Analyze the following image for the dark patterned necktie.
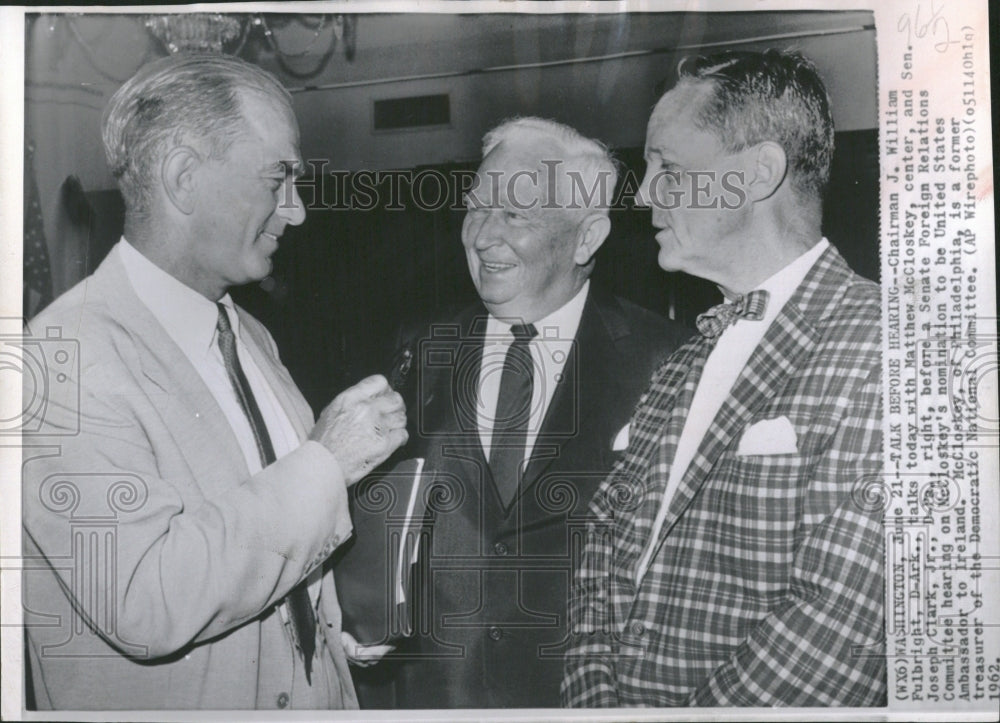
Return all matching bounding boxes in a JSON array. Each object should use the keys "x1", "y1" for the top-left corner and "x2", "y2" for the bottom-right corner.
[
  {"x1": 489, "y1": 323, "x2": 538, "y2": 508},
  {"x1": 695, "y1": 289, "x2": 770, "y2": 339},
  {"x1": 216, "y1": 304, "x2": 316, "y2": 684}
]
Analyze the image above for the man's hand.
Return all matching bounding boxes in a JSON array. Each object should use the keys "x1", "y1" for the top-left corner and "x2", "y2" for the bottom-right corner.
[
  {"x1": 341, "y1": 630, "x2": 395, "y2": 667},
  {"x1": 309, "y1": 375, "x2": 408, "y2": 485}
]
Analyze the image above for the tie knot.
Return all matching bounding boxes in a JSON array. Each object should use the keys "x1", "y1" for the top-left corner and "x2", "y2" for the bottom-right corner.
[
  {"x1": 216, "y1": 303, "x2": 234, "y2": 335},
  {"x1": 215, "y1": 304, "x2": 239, "y2": 366},
  {"x1": 695, "y1": 289, "x2": 770, "y2": 339},
  {"x1": 509, "y1": 323, "x2": 537, "y2": 343}
]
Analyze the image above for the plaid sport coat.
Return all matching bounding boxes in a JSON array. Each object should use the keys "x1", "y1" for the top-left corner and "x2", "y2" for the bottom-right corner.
[{"x1": 562, "y1": 245, "x2": 885, "y2": 707}]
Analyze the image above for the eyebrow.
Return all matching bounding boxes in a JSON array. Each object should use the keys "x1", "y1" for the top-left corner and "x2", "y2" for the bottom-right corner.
[
  {"x1": 264, "y1": 160, "x2": 305, "y2": 179},
  {"x1": 646, "y1": 139, "x2": 683, "y2": 161}
]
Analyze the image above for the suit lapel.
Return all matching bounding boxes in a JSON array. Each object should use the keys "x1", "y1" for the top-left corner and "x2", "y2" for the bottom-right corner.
[
  {"x1": 418, "y1": 307, "x2": 490, "y2": 473},
  {"x1": 644, "y1": 246, "x2": 854, "y2": 557},
  {"x1": 426, "y1": 292, "x2": 629, "y2": 514},
  {"x1": 239, "y1": 315, "x2": 312, "y2": 440},
  {"x1": 517, "y1": 307, "x2": 589, "y2": 496},
  {"x1": 625, "y1": 336, "x2": 712, "y2": 552},
  {"x1": 512, "y1": 290, "x2": 623, "y2": 509},
  {"x1": 610, "y1": 336, "x2": 710, "y2": 572},
  {"x1": 656, "y1": 305, "x2": 819, "y2": 543},
  {"x1": 93, "y1": 248, "x2": 251, "y2": 488}
]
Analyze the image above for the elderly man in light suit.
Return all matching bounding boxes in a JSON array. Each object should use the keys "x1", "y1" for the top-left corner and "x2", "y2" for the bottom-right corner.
[
  {"x1": 22, "y1": 53, "x2": 407, "y2": 710},
  {"x1": 563, "y1": 50, "x2": 884, "y2": 707}
]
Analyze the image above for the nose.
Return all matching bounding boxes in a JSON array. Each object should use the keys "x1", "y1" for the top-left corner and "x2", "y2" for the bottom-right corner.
[
  {"x1": 635, "y1": 165, "x2": 655, "y2": 208},
  {"x1": 276, "y1": 180, "x2": 306, "y2": 226},
  {"x1": 464, "y1": 209, "x2": 502, "y2": 251}
]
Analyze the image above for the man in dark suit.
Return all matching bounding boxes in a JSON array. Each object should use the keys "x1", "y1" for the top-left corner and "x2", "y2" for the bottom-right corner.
[
  {"x1": 351, "y1": 117, "x2": 688, "y2": 708},
  {"x1": 562, "y1": 50, "x2": 885, "y2": 707}
]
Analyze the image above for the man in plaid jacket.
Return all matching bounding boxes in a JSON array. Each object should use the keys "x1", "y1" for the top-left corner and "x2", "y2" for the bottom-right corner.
[{"x1": 562, "y1": 49, "x2": 885, "y2": 707}]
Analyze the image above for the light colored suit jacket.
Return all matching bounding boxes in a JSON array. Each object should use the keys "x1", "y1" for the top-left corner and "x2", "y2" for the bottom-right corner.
[
  {"x1": 22, "y1": 245, "x2": 358, "y2": 710},
  {"x1": 563, "y1": 245, "x2": 885, "y2": 707}
]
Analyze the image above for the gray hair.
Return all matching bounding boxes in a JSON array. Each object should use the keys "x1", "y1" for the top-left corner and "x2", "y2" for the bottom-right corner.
[
  {"x1": 674, "y1": 49, "x2": 835, "y2": 201},
  {"x1": 482, "y1": 116, "x2": 618, "y2": 212},
  {"x1": 102, "y1": 53, "x2": 292, "y2": 214}
]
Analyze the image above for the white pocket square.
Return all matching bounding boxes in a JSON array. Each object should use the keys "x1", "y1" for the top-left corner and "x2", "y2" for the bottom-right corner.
[
  {"x1": 736, "y1": 416, "x2": 798, "y2": 456},
  {"x1": 612, "y1": 423, "x2": 630, "y2": 451}
]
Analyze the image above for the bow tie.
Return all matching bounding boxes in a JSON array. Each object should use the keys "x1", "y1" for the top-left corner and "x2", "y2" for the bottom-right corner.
[{"x1": 695, "y1": 289, "x2": 770, "y2": 339}]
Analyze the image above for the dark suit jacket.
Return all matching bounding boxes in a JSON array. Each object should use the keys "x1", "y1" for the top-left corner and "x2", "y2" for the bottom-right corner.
[{"x1": 354, "y1": 287, "x2": 689, "y2": 708}]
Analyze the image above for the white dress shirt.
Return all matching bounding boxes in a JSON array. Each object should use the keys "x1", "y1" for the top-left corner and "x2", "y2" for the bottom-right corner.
[
  {"x1": 478, "y1": 280, "x2": 590, "y2": 463},
  {"x1": 635, "y1": 239, "x2": 830, "y2": 583}
]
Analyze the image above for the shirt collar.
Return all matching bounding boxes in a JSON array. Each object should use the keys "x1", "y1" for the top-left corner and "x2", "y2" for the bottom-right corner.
[
  {"x1": 486, "y1": 280, "x2": 590, "y2": 343},
  {"x1": 737, "y1": 238, "x2": 829, "y2": 326},
  {"x1": 117, "y1": 237, "x2": 238, "y2": 359}
]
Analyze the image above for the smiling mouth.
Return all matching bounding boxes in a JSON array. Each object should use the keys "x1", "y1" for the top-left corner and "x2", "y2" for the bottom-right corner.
[{"x1": 481, "y1": 261, "x2": 516, "y2": 273}]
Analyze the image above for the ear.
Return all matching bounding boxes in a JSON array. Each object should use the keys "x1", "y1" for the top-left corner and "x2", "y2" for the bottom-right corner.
[
  {"x1": 160, "y1": 145, "x2": 202, "y2": 215},
  {"x1": 745, "y1": 141, "x2": 787, "y2": 202},
  {"x1": 573, "y1": 213, "x2": 611, "y2": 266}
]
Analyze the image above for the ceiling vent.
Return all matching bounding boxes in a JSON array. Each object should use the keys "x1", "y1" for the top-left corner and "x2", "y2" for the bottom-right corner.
[{"x1": 373, "y1": 93, "x2": 450, "y2": 132}]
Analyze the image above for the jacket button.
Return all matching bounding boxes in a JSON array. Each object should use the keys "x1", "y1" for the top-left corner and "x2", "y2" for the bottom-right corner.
[
  {"x1": 493, "y1": 541, "x2": 508, "y2": 556},
  {"x1": 488, "y1": 626, "x2": 503, "y2": 641},
  {"x1": 276, "y1": 692, "x2": 290, "y2": 708}
]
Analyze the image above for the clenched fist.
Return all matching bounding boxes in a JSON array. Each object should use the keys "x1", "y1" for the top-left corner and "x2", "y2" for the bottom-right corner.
[{"x1": 309, "y1": 375, "x2": 408, "y2": 485}]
